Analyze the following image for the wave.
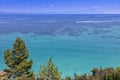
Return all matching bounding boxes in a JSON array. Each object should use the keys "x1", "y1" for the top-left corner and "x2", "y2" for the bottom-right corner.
[
  {"x1": 0, "y1": 21, "x2": 12, "y2": 23},
  {"x1": 15, "y1": 18, "x2": 28, "y2": 21},
  {"x1": 34, "y1": 21, "x2": 57, "y2": 23},
  {"x1": 75, "y1": 20, "x2": 120, "y2": 23}
]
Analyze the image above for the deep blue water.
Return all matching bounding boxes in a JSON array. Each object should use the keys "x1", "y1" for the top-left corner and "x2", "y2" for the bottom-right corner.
[{"x1": 0, "y1": 14, "x2": 120, "y2": 77}]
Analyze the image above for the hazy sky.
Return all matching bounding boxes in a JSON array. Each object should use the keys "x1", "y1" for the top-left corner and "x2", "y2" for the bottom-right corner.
[{"x1": 0, "y1": 0, "x2": 120, "y2": 14}]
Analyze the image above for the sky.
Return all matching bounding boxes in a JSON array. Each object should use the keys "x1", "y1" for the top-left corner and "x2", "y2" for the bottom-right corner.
[{"x1": 0, "y1": 0, "x2": 120, "y2": 14}]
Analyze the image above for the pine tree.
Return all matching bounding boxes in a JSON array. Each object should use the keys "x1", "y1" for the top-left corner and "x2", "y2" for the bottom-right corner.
[
  {"x1": 40, "y1": 57, "x2": 61, "y2": 80},
  {"x1": 4, "y1": 37, "x2": 33, "y2": 78}
]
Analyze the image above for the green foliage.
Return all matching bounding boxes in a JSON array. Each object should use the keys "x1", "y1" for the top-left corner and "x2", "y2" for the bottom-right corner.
[
  {"x1": 91, "y1": 68, "x2": 99, "y2": 76},
  {"x1": 14, "y1": 75, "x2": 35, "y2": 80},
  {"x1": 66, "y1": 76, "x2": 71, "y2": 80},
  {"x1": 74, "y1": 73, "x2": 81, "y2": 80},
  {"x1": 39, "y1": 57, "x2": 61, "y2": 80},
  {"x1": 4, "y1": 37, "x2": 33, "y2": 78}
]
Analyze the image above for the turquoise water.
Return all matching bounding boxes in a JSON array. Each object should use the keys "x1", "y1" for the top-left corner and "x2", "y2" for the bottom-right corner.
[{"x1": 0, "y1": 14, "x2": 120, "y2": 77}]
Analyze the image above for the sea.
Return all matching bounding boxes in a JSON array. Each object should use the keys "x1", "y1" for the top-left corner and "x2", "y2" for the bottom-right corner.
[{"x1": 0, "y1": 14, "x2": 120, "y2": 78}]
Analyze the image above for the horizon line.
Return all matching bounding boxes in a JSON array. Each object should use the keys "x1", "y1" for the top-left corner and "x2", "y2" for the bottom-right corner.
[{"x1": 1, "y1": 11, "x2": 120, "y2": 15}]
